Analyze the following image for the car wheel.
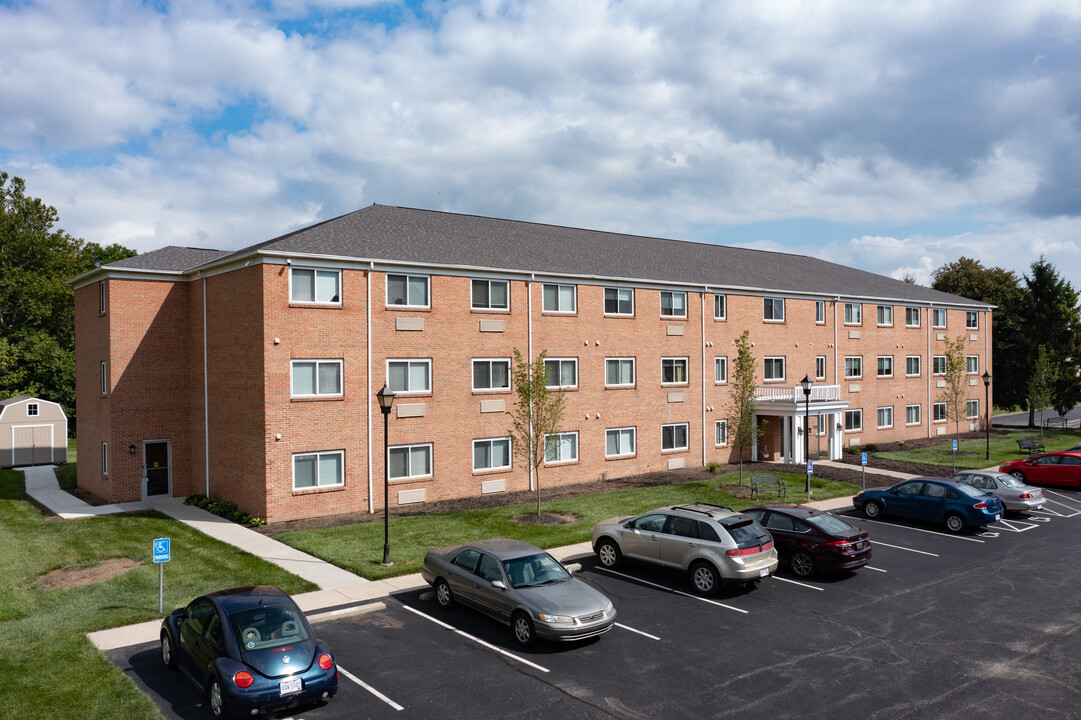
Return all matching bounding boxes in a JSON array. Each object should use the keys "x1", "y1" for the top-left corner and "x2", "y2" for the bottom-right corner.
[
  {"x1": 434, "y1": 578, "x2": 454, "y2": 610},
  {"x1": 596, "y1": 538, "x2": 622, "y2": 569},
  {"x1": 160, "y1": 631, "x2": 175, "y2": 669},
  {"x1": 1009, "y1": 471, "x2": 1026, "y2": 482},
  {"x1": 207, "y1": 677, "x2": 225, "y2": 718},
  {"x1": 862, "y1": 500, "x2": 882, "y2": 519},
  {"x1": 944, "y1": 512, "x2": 966, "y2": 533},
  {"x1": 790, "y1": 551, "x2": 816, "y2": 578},
  {"x1": 512, "y1": 611, "x2": 536, "y2": 647},
  {"x1": 689, "y1": 561, "x2": 719, "y2": 596}
]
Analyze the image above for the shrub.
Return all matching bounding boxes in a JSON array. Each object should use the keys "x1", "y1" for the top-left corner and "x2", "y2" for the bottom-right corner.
[
  {"x1": 706, "y1": 462, "x2": 721, "y2": 474},
  {"x1": 865, "y1": 443, "x2": 879, "y2": 452},
  {"x1": 184, "y1": 493, "x2": 266, "y2": 527}
]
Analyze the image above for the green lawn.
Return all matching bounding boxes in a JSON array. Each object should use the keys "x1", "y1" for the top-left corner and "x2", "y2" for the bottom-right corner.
[
  {"x1": 872, "y1": 429, "x2": 1081, "y2": 470},
  {"x1": 57, "y1": 437, "x2": 77, "y2": 490},
  {"x1": 0, "y1": 468, "x2": 317, "y2": 720},
  {"x1": 277, "y1": 470, "x2": 861, "y2": 582}
]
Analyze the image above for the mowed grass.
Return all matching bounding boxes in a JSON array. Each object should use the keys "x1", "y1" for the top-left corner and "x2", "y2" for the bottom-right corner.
[
  {"x1": 278, "y1": 471, "x2": 861, "y2": 581},
  {"x1": 872, "y1": 429, "x2": 1081, "y2": 470},
  {"x1": 57, "y1": 437, "x2": 77, "y2": 490},
  {"x1": 0, "y1": 469, "x2": 317, "y2": 720}
]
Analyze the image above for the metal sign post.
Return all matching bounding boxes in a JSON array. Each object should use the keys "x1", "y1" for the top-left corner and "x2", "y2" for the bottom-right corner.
[
  {"x1": 153, "y1": 538, "x2": 170, "y2": 614},
  {"x1": 861, "y1": 451, "x2": 867, "y2": 489},
  {"x1": 952, "y1": 439, "x2": 958, "y2": 474}
]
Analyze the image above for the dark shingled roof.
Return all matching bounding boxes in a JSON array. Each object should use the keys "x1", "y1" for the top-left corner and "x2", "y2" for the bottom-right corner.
[{"x1": 109, "y1": 246, "x2": 233, "y2": 272}]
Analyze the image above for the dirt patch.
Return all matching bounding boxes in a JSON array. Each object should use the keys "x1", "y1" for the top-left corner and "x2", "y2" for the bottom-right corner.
[
  {"x1": 36, "y1": 558, "x2": 141, "y2": 589},
  {"x1": 514, "y1": 512, "x2": 581, "y2": 526},
  {"x1": 719, "y1": 485, "x2": 754, "y2": 500}
]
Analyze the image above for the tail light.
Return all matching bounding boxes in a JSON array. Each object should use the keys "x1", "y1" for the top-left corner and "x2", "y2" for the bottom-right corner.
[
  {"x1": 726, "y1": 540, "x2": 773, "y2": 557},
  {"x1": 826, "y1": 539, "x2": 852, "y2": 548},
  {"x1": 1019, "y1": 493, "x2": 1033, "y2": 499},
  {"x1": 318, "y1": 653, "x2": 333, "y2": 670},
  {"x1": 233, "y1": 671, "x2": 254, "y2": 688},
  {"x1": 974, "y1": 502, "x2": 987, "y2": 509}
]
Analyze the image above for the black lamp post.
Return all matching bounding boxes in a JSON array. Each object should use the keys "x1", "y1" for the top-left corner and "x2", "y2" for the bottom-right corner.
[
  {"x1": 376, "y1": 383, "x2": 395, "y2": 566},
  {"x1": 799, "y1": 375, "x2": 812, "y2": 496},
  {"x1": 982, "y1": 371, "x2": 992, "y2": 460}
]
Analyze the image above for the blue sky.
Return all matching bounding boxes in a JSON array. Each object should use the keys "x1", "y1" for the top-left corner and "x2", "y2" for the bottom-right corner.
[{"x1": 2, "y1": 0, "x2": 1080, "y2": 289}]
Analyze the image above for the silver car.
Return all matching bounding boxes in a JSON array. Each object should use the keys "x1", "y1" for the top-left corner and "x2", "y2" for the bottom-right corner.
[
  {"x1": 592, "y1": 502, "x2": 779, "y2": 595},
  {"x1": 950, "y1": 471, "x2": 1045, "y2": 513},
  {"x1": 421, "y1": 539, "x2": 616, "y2": 647}
]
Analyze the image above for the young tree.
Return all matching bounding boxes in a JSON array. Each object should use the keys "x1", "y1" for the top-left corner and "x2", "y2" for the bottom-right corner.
[
  {"x1": 725, "y1": 330, "x2": 757, "y2": 485},
  {"x1": 509, "y1": 349, "x2": 566, "y2": 516},
  {"x1": 1027, "y1": 345, "x2": 1055, "y2": 435},
  {"x1": 939, "y1": 335, "x2": 969, "y2": 441}
]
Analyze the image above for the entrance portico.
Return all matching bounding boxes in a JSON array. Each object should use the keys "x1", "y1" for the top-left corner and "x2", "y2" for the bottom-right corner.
[{"x1": 751, "y1": 384, "x2": 848, "y2": 463}]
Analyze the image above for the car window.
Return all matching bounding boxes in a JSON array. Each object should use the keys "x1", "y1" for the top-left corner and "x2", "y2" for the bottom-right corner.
[
  {"x1": 666, "y1": 515, "x2": 700, "y2": 538},
  {"x1": 503, "y1": 553, "x2": 570, "y2": 588},
  {"x1": 955, "y1": 483, "x2": 985, "y2": 498},
  {"x1": 997, "y1": 475, "x2": 1023, "y2": 488},
  {"x1": 698, "y1": 521, "x2": 721, "y2": 542},
  {"x1": 962, "y1": 475, "x2": 991, "y2": 489},
  {"x1": 185, "y1": 599, "x2": 215, "y2": 635},
  {"x1": 631, "y1": 514, "x2": 666, "y2": 532},
  {"x1": 1061, "y1": 455, "x2": 1081, "y2": 466},
  {"x1": 765, "y1": 513, "x2": 799, "y2": 531},
  {"x1": 477, "y1": 553, "x2": 503, "y2": 583},
  {"x1": 741, "y1": 508, "x2": 766, "y2": 523},
  {"x1": 719, "y1": 517, "x2": 772, "y2": 548},
  {"x1": 804, "y1": 513, "x2": 855, "y2": 534},
  {"x1": 204, "y1": 613, "x2": 224, "y2": 646},
  {"x1": 230, "y1": 605, "x2": 311, "y2": 651},
  {"x1": 452, "y1": 548, "x2": 481, "y2": 572},
  {"x1": 1036, "y1": 455, "x2": 1063, "y2": 466},
  {"x1": 894, "y1": 481, "x2": 924, "y2": 496},
  {"x1": 924, "y1": 483, "x2": 948, "y2": 498}
]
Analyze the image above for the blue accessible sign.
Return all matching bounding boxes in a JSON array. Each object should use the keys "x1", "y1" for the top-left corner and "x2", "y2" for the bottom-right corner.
[
  {"x1": 153, "y1": 538, "x2": 171, "y2": 563},
  {"x1": 807, "y1": 461, "x2": 813, "y2": 475},
  {"x1": 861, "y1": 452, "x2": 867, "y2": 466},
  {"x1": 953, "y1": 440, "x2": 958, "y2": 452}
]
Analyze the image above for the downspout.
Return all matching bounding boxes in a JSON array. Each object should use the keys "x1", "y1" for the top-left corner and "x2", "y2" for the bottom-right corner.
[
  {"x1": 202, "y1": 273, "x2": 209, "y2": 496},
  {"x1": 701, "y1": 290, "x2": 707, "y2": 465},
  {"x1": 368, "y1": 261, "x2": 374, "y2": 513},
  {"x1": 926, "y1": 306, "x2": 932, "y2": 439},
  {"x1": 833, "y1": 297, "x2": 839, "y2": 456},
  {"x1": 528, "y1": 274, "x2": 535, "y2": 492}
]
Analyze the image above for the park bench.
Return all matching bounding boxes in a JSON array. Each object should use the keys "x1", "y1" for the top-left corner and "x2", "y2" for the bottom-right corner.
[
  {"x1": 1044, "y1": 416, "x2": 1069, "y2": 431},
  {"x1": 1017, "y1": 438, "x2": 1045, "y2": 455},
  {"x1": 749, "y1": 473, "x2": 787, "y2": 501}
]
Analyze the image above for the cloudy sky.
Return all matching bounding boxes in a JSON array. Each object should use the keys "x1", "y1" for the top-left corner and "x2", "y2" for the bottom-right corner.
[{"x1": 3, "y1": 0, "x2": 1081, "y2": 288}]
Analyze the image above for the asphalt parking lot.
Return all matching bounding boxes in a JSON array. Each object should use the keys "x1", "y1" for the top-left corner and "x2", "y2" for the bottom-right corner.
[{"x1": 110, "y1": 488, "x2": 1081, "y2": 720}]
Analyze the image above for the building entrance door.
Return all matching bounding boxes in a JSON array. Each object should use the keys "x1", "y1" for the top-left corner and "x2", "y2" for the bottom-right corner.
[
  {"x1": 143, "y1": 440, "x2": 171, "y2": 496},
  {"x1": 810, "y1": 415, "x2": 822, "y2": 460}
]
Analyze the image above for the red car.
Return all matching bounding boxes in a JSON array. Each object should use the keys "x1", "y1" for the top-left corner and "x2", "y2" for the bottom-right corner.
[{"x1": 1000, "y1": 451, "x2": 1081, "y2": 489}]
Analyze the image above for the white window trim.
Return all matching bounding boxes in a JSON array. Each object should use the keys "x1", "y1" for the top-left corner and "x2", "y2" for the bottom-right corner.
[
  {"x1": 966, "y1": 311, "x2": 979, "y2": 330},
  {"x1": 386, "y1": 273, "x2": 431, "y2": 309},
  {"x1": 966, "y1": 355, "x2": 979, "y2": 374},
  {"x1": 844, "y1": 303, "x2": 862, "y2": 325},
  {"x1": 714, "y1": 294, "x2": 727, "y2": 320},
  {"x1": 906, "y1": 307, "x2": 921, "y2": 328},
  {"x1": 99, "y1": 281, "x2": 106, "y2": 314},
  {"x1": 764, "y1": 356, "x2": 786, "y2": 382},
  {"x1": 101, "y1": 361, "x2": 108, "y2": 395},
  {"x1": 605, "y1": 426, "x2": 637, "y2": 458},
  {"x1": 815, "y1": 300, "x2": 826, "y2": 324},
  {"x1": 844, "y1": 356, "x2": 863, "y2": 380},
  {"x1": 662, "y1": 422, "x2": 690, "y2": 451},
  {"x1": 603, "y1": 287, "x2": 635, "y2": 316},
  {"x1": 472, "y1": 358, "x2": 512, "y2": 392},
  {"x1": 292, "y1": 449, "x2": 346, "y2": 490},
  {"x1": 542, "y1": 283, "x2": 577, "y2": 314},
  {"x1": 877, "y1": 305, "x2": 893, "y2": 327},
  {"x1": 763, "y1": 297, "x2": 785, "y2": 322},
  {"x1": 544, "y1": 357, "x2": 579, "y2": 390},
  {"x1": 933, "y1": 308, "x2": 947, "y2": 328},
  {"x1": 387, "y1": 443, "x2": 433, "y2": 481},
  {"x1": 472, "y1": 437, "x2": 512, "y2": 472},
  {"x1": 27, "y1": 403, "x2": 38, "y2": 417},
  {"x1": 966, "y1": 399, "x2": 979, "y2": 419},
  {"x1": 290, "y1": 267, "x2": 342, "y2": 305},
  {"x1": 386, "y1": 358, "x2": 432, "y2": 395},
  {"x1": 933, "y1": 402, "x2": 948, "y2": 423},
  {"x1": 715, "y1": 419, "x2": 728, "y2": 446},
  {"x1": 906, "y1": 404, "x2": 922, "y2": 426},
  {"x1": 291, "y1": 359, "x2": 344, "y2": 398},
  {"x1": 714, "y1": 356, "x2": 728, "y2": 384},
  {"x1": 815, "y1": 356, "x2": 826, "y2": 381},
  {"x1": 906, "y1": 355, "x2": 921, "y2": 377},
  {"x1": 844, "y1": 409, "x2": 863, "y2": 432},
  {"x1": 605, "y1": 357, "x2": 636, "y2": 388},
  {"x1": 877, "y1": 406, "x2": 894, "y2": 429},
  {"x1": 102, "y1": 442, "x2": 108, "y2": 475},
  {"x1": 933, "y1": 355, "x2": 947, "y2": 376},
  {"x1": 544, "y1": 431, "x2": 579, "y2": 464},
  {"x1": 877, "y1": 356, "x2": 893, "y2": 379},
  {"x1": 662, "y1": 356, "x2": 690, "y2": 386},
  {"x1": 471, "y1": 278, "x2": 510, "y2": 311},
  {"x1": 660, "y1": 291, "x2": 688, "y2": 319}
]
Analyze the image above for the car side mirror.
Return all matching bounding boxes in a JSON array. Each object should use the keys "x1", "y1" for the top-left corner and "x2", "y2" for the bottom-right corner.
[
  {"x1": 562, "y1": 565, "x2": 575, "y2": 576},
  {"x1": 623, "y1": 521, "x2": 634, "y2": 529},
  {"x1": 491, "y1": 580, "x2": 506, "y2": 590}
]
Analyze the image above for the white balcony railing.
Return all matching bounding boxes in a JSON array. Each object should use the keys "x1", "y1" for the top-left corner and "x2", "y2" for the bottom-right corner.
[{"x1": 754, "y1": 384, "x2": 841, "y2": 403}]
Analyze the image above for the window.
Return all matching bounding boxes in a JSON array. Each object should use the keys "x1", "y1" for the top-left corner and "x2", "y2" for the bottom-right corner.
[
  {"x1": 387, "y1": 359, "x2": 430, "y2": 394},
  {"x1": 933, "y1": 402, "x2": 947, "y2": 422},
  {"x1": 101, "y1": 361, "x2": 107, "y2": 395},
  {"x1": 877, "y1": 406, "x2": 894, "y2": 429},
  {"x1": 662, "y1": 423, "x2": 689, "y2": 451},
  {"x1": 473, "y1": 359, "x2": 510, "y2": 390},
  {"x1": 27, "y1": 403, "x2": 38, "y2": 417},
  {"x1": 292, "y1": 360, "x2": 343, "y2": 397},
  {"x1": 906, "y1": 404, "x2": 921, "y2": 425},
  {"x1": 471, "y1": 279, "x2": 508, "y2": 310},
  {"x1": 966, "y1": 355, "x2": 979, "y2": 374},
  {"x1": 102, "y1": 442, "x2": 108, "y2": 475},
  {"x1": 933, "y1": 308, "x2": 947, "y2": 328},
  {"x1": 763, "y1": 297, "x2": 785, "y2": 321},
  {"x1": 844, "y1": 356, "x2": 863, "y2": 379},
  {"x1": 387, "y1": 273, "x2": 429, "y2": 307},
  {"x1": 99, "y1": 282, "x2": 106, "y2": 313},
  {"x1": 606, "y1": 427, "x2": 636, "y2": 457},
  {"x1": 388, "y1": 443, "x2": 432, "y2": 480},
  {"x1": 966, "y1": 311, "x2": 978, "y2": 330},
  {"x1": 473, "y1": 438, "x2": 511, "y2": 471},
  {"x1": 291, "y1": 268, "x2": 341, "y2": 304},
  {"x1": 877, "y1": 305, "x2": 893, "y2": 326},
  {"x1": 545, "y1": 432, "x2": 578, "y2": 464},
  {"x1": 906, "y1": 307, "x2": 921, "y2": 327},
  {"x1": 877, "y1": 356, "x2": 893, "y2": 378},
  {"x1": 966, "y1": 399, "x2": 979, "y2": 419},
  {"x1": 906, "y1": 356, "x2": 921, "y2": 376},
  {"x1": 844, "y1": 410, "x2": 862, "y2": 431},
  {"x1": 660, "y1": 291, "x2": 687, "y2": 318},
  {"x1": 764, "y1": 357, "x2": 785, "y2": 381},
  {"x1": 815, "y1": 300, "x2": 825, "y2": 324},
  {"x1": 542, "y1": 284, "x2": 576, "y2": 313},
  {"x1": 715, "y1": 419, "x2": 728, "y2": 446},
  {"x1": 662, "y1": 357, "x2": 688, "y2": 385},
  {"x1": 715, "y1": 357, "x2": 728, "y2": 383},
  {"x1": 544, "y1": 358, "x2": 578, "y2": 389},
  {"x1": 844, "y1": 303, "x2": 862, "y2": 325},
  {"x1": 604, "y1": 287, "x2": 634, "y2": 315},
  {"x1": 815, "y1": 356, "x2": 826, "y2": 381},
  {"x1": 293, "y1": 450, "x2": 344, "y2": 489},
  {"x1": 714, "y1": 294, "x2": 727, "y2": 320},
  {"x1": 933, "y1": 356, "x2": 947, "y2": 375},
  {"x1": 605, "y1": 358, "x2": 635, "y2": 387}
]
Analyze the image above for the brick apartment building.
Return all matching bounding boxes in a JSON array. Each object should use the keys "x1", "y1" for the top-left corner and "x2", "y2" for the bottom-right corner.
[{"x1": 71, "y1": 205, "x2": 993, "y2": 524}]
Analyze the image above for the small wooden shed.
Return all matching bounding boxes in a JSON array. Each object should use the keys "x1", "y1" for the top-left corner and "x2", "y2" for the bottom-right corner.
[{"x1": 0, "y1": 396, "x2": 69, "y2": 468}]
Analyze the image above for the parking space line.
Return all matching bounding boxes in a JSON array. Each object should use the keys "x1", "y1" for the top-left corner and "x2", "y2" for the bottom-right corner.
[
  {"x1": 991, "y1": 518, "x2": 1040, "y2": 533},
  {"x1": 338, "y1": 665, "x2": 404, "y2": 711},
  {"x1": 859, "y1": 518, "x2": 985, "y2": 542},
  {"x1": 596, "y1": 567, "x2": 749, "y2": 614},
  {"x1": 771, "y1": 576, "x2": 824, "y2": 591},
  {"x1": 400, "y1": 604, "x2": 551, "y2": 673},
  {"x1": 615, "y1": 622, "x2": 661, "y2": 640},
  {"x1": 1040, "y1": 492, "x2": 1081, "y2": 517},
  {"x1": 864, "y1": 565, "x2": 887, "y2": 572},
  {"x1": 870, "y1": 541, "x2": 939, "y2": 557}
]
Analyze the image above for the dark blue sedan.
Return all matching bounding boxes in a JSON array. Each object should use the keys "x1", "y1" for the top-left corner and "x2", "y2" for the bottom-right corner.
[
  {"x1": 160, "y1": 586, "x2": 337, "y2": 718},
  {"x1": 853, "y1": 478, "x2": 1002, "y2": 533}
]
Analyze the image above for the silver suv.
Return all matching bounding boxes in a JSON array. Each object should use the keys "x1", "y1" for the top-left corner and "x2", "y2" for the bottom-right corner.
[{"x1": 592, "y1": 503, "x2": 778, "y2": 595}]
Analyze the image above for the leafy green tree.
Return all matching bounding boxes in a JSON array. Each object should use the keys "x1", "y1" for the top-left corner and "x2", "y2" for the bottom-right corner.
[
  {"x1": 509, "y1": 349, "x2": 567, "y2": 516},
  {"x1": 1021, "y1": 256, "x2": 1081, "y2": 422},
  {"x1": 725, "y1": 330, "x2": 757, "y2": 485},
  {"x1": 1027, "y1": 345, "x2": 1055, "y2": 434},
  {"x1": 939, "y1": 335, "x2": 969, "y2": 440}
]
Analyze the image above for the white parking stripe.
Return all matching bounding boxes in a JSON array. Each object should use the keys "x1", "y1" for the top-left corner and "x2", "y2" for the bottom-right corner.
[
  {"x1": 400, "y1": 604, "x2": 551, "y2": 673},
  {"x1": 864, "y1": 565, "x2": 888, "y2": 572},
  {"x1": 992, "y1": 518, "x2": 1039, "y2": 533},
  {"x1": 870, "y1": 541, "x2": 939, "y2": 557},
  {"x1": 771, "y1": 576, "x2": 824, "y2": 591},
  {"x1": 338, "y1": 665, "x2": 404, "y2": 711},
  {"x1": 596, "y1": 567, "x2": 749, "y2": 614},
  {"x1": 615, "y1": 622, "x2": 661, "y2": 640},
  {"x1": 858, "y1": 518, "x2": 985, "y2": 542}
]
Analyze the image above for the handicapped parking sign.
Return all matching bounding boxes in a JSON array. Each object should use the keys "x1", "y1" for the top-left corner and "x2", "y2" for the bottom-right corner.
[{"x1": 153, "y1": 538, "x2": 170, "y2": 563}]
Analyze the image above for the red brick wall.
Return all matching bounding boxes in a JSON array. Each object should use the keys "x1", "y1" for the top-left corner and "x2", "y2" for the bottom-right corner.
[{"x1": 74, "y1": 281, "x2": 111, "y2": 498}]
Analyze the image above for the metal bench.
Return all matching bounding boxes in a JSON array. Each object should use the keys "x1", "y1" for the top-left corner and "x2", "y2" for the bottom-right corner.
[
  {"x1": 1044, "y1": 416, "x2": 1069, "y2": 431},
  {"x1": 749, "y1": 473, "x2": 787, "y2": 500},
  {"x1": 1017, "y1": 438, "x2": 1045, "y2": 455}
]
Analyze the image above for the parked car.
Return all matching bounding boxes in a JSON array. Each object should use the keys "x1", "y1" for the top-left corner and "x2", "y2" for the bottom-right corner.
[
  {"x1": 1000, "y1": 451, "x2": 1081, "y2": 489},
  {"x1": 742, "y1": 504, "x2": 871, "y2": 578},
  {"x1": 160, "y1": 586, "x2": 337, "y2": 719},
  {"x1": 421, "y1": 538, "x2": 616, "y2": 647},
  {"x1": 853, "y1": 478, "x2": 1002, "y2": 533},
  {"x1": 591, "y1": 502, "x2": 778, "y2": 595},
  {"x1": 950, "y1": 470, "x2": 1045, "y2": 513}
]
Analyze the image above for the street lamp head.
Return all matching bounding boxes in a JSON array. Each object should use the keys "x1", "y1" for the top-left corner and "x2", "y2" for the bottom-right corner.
[
  {"x1": 799, "y1": 374, "x2": 812, "y2": 396},
  {"x1": 375, "y1": 383, "x2": 395, "y2": 415},
  {"x1": 982, "y1": 371, "x2": 991, "y2": 387}
]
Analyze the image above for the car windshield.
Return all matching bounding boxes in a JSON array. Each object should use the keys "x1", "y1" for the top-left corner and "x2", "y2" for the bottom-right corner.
[
  {"x1": 503, "y1": 553, "x2": 570, "y2": 588},
  {"x1": 996, "y1": 475, "x2": 1025, "y2": 488},
  {"x1": 804, "y1": 513, "x2": 855, "y2": 534},
  {"x1": 229, "y1": 605, "x2": 311, "y2": 651},
  {"x1": 954, "y1": 483, "x2": 985, "y2": 499}
]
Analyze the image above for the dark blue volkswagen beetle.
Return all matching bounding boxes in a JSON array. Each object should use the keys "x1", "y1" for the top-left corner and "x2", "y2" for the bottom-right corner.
[{"x1": 160, "y1": 586, "x2": 337, "y2": 718}]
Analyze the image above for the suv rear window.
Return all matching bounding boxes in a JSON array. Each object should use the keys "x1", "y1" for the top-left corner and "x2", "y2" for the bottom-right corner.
[{"x1": 719, "y1": 516, "x2": 771, "y2": 548}]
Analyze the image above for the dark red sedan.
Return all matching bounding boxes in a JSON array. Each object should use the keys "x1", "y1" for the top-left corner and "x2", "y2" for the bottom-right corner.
[
  {"x1": 742, "y1": 504, "x2": 871, "y2": 578},
  {"x1": 1000, "y1": 451, "x2": 1081, "y2": 489}
]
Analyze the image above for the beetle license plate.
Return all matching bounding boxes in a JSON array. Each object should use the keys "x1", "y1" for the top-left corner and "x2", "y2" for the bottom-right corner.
[
  {"x1": 280, "y1": 677, "x2": 302, "y2": 696},
  {"x1": 759, "y1": 568, "x2": 769, "y2": 577}
]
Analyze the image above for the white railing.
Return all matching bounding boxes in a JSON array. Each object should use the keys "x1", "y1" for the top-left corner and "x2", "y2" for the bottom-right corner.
[{"x1": 753, "y1": 384, "x2": 840, "y2": 403}]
